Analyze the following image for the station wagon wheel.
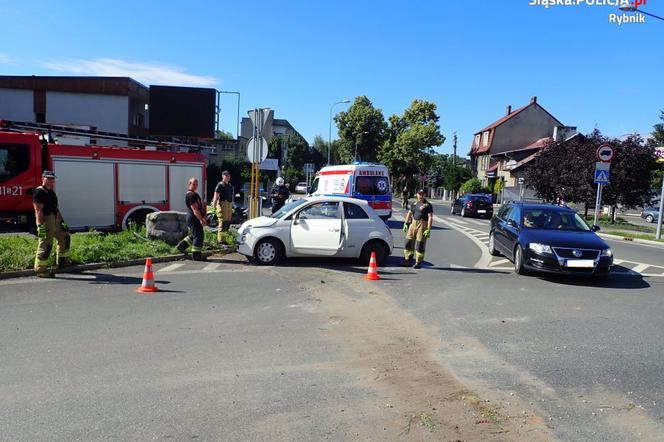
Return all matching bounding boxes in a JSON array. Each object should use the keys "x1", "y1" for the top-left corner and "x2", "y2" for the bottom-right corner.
[
  {"x1": 450, "y1": 205, "x2": 455, "y2": 215},
  {"x1": 488, "y1": 232, "x2": 500, "y2": 256},
  {"x1": 461, "y1": 207, "x2": 466, "y2": 217},
  {"x1": 254, "y1": 238, "x2": 283, "y2": 266},
  {"x1": 361, "y1": 240, "x2": 388, "y2": 266},
  {"x1": 513, "y1": 244, "x2": 528, "y2": 275},
  {"x1": 645, "y1": 214, "x2": 655, "y2": 223}
]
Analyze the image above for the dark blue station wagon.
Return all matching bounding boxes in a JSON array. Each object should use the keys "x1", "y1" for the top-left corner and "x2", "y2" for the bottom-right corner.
[{"x1": 489, "y1": 203, "x2": 613, "y2": 276}]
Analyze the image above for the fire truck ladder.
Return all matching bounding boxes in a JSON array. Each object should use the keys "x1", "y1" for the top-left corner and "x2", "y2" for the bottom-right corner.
[{"x1": 0, "y1": 119, "x2": 217, "y2": 152}]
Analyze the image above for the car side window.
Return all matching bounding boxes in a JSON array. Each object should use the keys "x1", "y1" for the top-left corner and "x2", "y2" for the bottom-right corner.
[
  {"x1": 507, "y1": 207, "x2": 521, "y2": 225},
  {"x1": 497, "y1": 205, "x2": 512, "y2": 220},
  {"x1": 343, "y1": 202, "x2": 369, "y2": 219},
  {"x1": 298, "y1": 202, "x2": 340, "y2": 220}
]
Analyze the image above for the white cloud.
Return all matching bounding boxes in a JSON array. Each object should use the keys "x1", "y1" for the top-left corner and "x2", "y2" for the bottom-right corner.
[{"x1": 42, "y1": 58, "x2": 218, "y2": 87}]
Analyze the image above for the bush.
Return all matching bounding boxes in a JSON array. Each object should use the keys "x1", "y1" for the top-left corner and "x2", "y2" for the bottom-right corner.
[{"x1": 460, "y1": 177, "x2": 482, "y2": 194}]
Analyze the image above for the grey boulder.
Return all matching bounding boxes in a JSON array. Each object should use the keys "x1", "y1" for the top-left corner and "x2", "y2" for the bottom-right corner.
[{"x1": 146, "y1": 211, "x2": 188, "y2": 245}]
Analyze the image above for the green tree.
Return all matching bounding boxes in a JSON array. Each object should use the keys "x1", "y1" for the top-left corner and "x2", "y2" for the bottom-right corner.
[
  {"x1": 334, "y1": 96, "x2": 387, "y2": 164},
  {"x1": 648, "y1": 111, "x2": 664, "y2": 189},
  {"x1": 215, "y1": 130, "x2": 235, "y2": 140},
  {"x1": 426, "y1": 153, "x2": 450, "y2": 188},
  {"x1": 379, "y1": 100, "x2": 445, "y2": 176},
  {"x1": 443, "y1": 164, "x2": 473, "y2": 193}
]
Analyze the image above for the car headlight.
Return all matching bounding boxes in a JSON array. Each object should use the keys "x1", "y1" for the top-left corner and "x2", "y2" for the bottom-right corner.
[
  {"x1": 529, "y1": 243, "x2": 553, "y2": 254},
  {"x1": 601, "y1": 248, "x2": 612, "y2": 257}
]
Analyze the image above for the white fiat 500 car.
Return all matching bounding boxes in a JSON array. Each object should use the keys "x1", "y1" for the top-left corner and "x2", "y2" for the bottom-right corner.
[{"x1": 236, "y1": 196, "x2": 393, "y2": 265}]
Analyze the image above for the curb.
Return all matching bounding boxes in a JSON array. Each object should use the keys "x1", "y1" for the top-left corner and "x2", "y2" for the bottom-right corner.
[
  {"x1": 598, "y1": 233, "x2": 664, "y2": 248},
  {"x1": 0, "y1": 247, "x2": 237, "y2": 281}
]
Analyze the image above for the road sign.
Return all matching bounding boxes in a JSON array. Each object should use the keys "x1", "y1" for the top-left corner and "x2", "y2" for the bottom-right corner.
[
  {"x1": 247, "y1": 136, "x2": 268, "y2": 163},
  {"x1": 594, "y1": 169, "x2": 610, "y2": 184},
  {"x1": 248, "y1": 108, "x2": 273, "y2": 142},
  {"x1": 304, "y1": 163, "x2": 315, "y2": 173},
  {"x1": 596, "y1": 144, "x2": 615, "y2": 162},
  {"x1": 595, "y1": 161, "x2": 610, "y2": 171},
  {"x1": 518, "y1": 177, "x2": 525, "y2": 184},
  {"x1": 260, "y1": 158, "x2": 279, "y2": 171}
]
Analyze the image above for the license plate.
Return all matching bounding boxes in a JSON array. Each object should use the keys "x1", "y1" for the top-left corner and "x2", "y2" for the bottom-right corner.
[
  {"x1": 477, "y1": 210, "x2": 486, "y2": 213},
  {"x1": 565, "y1": 259, "x2": 595, "y2": 268}
]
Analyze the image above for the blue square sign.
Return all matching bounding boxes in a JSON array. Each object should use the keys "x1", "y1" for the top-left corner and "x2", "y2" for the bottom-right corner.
[{"x1": 594, "y1": 169, "x2": 609, "y2": 184}]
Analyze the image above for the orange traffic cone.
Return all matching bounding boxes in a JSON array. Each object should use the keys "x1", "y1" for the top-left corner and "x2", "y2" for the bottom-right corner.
[
  {"x1": 136, "y1": 257, "x2": 159, "y2": 294},
  {"x1": 364, "y1": 252, "x2": 381, "y2": 281}
]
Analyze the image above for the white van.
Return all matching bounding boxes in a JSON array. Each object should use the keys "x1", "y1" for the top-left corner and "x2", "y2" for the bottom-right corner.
[{"x1": 309, "y1": 162, "x2": 392, "y2": 220}]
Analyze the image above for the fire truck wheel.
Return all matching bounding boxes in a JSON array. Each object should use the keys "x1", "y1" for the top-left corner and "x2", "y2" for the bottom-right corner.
[{"x1": 125, "y1": 209, "x2": 153, "y2": 229}]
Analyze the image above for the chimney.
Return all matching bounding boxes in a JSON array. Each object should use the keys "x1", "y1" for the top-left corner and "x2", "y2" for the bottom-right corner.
[
  {"x1": 530, "y1": 96, "x2": 537, "y2": 104},
  {"x1": 506, "y1": 105, "x2": 512, "y2": 115}
]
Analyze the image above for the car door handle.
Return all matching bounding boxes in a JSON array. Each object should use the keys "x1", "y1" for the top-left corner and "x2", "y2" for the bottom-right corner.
[{"x1": 329, "y1": 228, "x2": 340, "y2": 232}]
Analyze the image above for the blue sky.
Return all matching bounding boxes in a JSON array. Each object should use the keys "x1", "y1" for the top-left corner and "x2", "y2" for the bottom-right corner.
[{"x1": 1, "y1": 0, "x2": 663, "y2": 155}]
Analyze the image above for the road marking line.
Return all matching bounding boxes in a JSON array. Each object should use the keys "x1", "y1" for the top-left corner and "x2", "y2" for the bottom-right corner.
[
  {"x1": 475, "y1": 233, "x2": 490, "y2": 238},
  {"x1": 203, "y1": 263, "x2": 222, "y2": 271},
  {"x1": 437, "y1": 218, "x2": 492, "y2": 269},
  {"x1": 393, "y1": 214, "x2": 405, "y2": 222},
  {"x1": 450, "y1": 264, "x2": 470, "y2": 269},
  {"x1": 489, "y1": 259, "x2": 510, "y2": 267},
  {"x1": 448, "y1": 217, "x2": 468, "y2": 225},
  {"x1": 158, "y1": 263, "x2": 185, "y2": 273},
  {"x1": 630, "y1": 264, "x2": 649, "y2": 274},
  {"x1": 612, "y1": 258, "x2": 625, "y2": 265},
  {"x1": 466, "y1": 219, "x2": 486, "y2": 226}
]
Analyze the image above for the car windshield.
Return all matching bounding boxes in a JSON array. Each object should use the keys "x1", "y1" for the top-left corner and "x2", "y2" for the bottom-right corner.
[
  {"x1": 271, "y1": 198, "x2": 307, "y2": 218},
  {"x1": 522, "y1": 209, "x2": 591, "y2": 231}
]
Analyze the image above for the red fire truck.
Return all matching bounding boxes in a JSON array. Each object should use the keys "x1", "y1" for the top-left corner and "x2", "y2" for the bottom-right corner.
[{"x1": 0, "y1": 120, "x2": 208, "y2": 232}]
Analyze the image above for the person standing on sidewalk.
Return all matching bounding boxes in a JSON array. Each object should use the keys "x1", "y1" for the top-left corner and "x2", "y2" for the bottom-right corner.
[
  {"x1": 400, "y1": 174, "x2": 410, "y2": 210},
  {"x1": 402, "y1": 189, "x2": 433, "y2": 269},
  {"x1": 177, "y1": 177, "x2": 208, "y2": 261},
  {"x1": 212, "y1": 170, "x2": 234, "y2": 239},
  {"x1": 32, "y1": 170, "x2": 71, "y2": 278}
]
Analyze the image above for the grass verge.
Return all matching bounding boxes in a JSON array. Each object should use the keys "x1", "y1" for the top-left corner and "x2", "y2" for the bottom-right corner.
[
  {"x1": 0, "y1": 227, "x2": 236, "y2": 273},
  {"x1": 602, "y1": 230, "x2": 664, "y2": 243}
]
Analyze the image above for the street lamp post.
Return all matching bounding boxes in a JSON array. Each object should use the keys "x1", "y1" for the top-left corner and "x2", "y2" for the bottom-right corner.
[
  {"x1": 656, "y1": 172, "x2": 664, "y2": 240},
  {"x1": 328, "y1": 99, "x2": 350, "y2": 165},
  {"x1": 619, "y1": 4, "x2": 664, "y2": 21}
]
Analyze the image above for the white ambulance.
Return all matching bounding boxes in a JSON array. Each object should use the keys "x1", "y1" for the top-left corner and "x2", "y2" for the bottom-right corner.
[{"x1": 309, "y1": 162, "x2": 392, "y2": 220}]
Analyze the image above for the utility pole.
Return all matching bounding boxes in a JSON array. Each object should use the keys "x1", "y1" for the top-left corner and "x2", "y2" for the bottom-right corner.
[{"x1": 453, "y1": 132, "x2": 458, "y2": 166}]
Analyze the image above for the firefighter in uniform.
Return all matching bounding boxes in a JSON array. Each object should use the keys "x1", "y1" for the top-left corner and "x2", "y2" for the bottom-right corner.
[
  {"x1": 32, "y1": 170, "x2": 71, "y2": 278},
  {"x1": 212, "y1": 170, "x2": 234, "y2": 238},
  {"x1": 177, "y1": 177, "x2": 208, "y2": 261},
  {"x1": 402, "y1": 189, "x2": 433, "y2": 269}
]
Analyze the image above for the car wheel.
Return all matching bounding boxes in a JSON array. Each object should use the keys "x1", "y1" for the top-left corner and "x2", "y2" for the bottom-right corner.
[
  {"x1": 488, "y1": 232, "x2": 500, "y2": 256},
  {"x1": 450, "y1": 206, "x2": 455, "y2": 215},
  {"x1": 513, "y1": 244, "x2": 528, "y2": 275},
  {"x1": 461, "y1": 207, "x2": 466, "y2": 217},
  {"x1": 361, "y1": 240, "x2": 388, "y2": 266},
  {"x1": 645, "y1": 214, "x2": 655, "y2": 223},
  {"x1": 253, "y1": 237, "x2": 284, "y2": 266}
]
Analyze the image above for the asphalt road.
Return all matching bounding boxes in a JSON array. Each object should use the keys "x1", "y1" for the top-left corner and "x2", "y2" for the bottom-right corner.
[{"x1": 2, "y1": 200, "x2": 664, "y2": 441}]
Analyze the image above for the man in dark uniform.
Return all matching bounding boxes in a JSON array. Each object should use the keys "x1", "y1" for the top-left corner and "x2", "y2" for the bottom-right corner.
[
  {"x1": 271, "y1": 177, "x2": 290, "y2": 214},
  {"x1": 402, "y1": 189, "x2": 433, "y2": 269},
  {"x1": 32, "y1": 170, "x2": 71, "y2": 278},
  {"x1": 212, "y1": 170, "x2": 234, "y2": 237},
  {"x1": 177, "y1": 177, "x2": 208, "y2": 261}
]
